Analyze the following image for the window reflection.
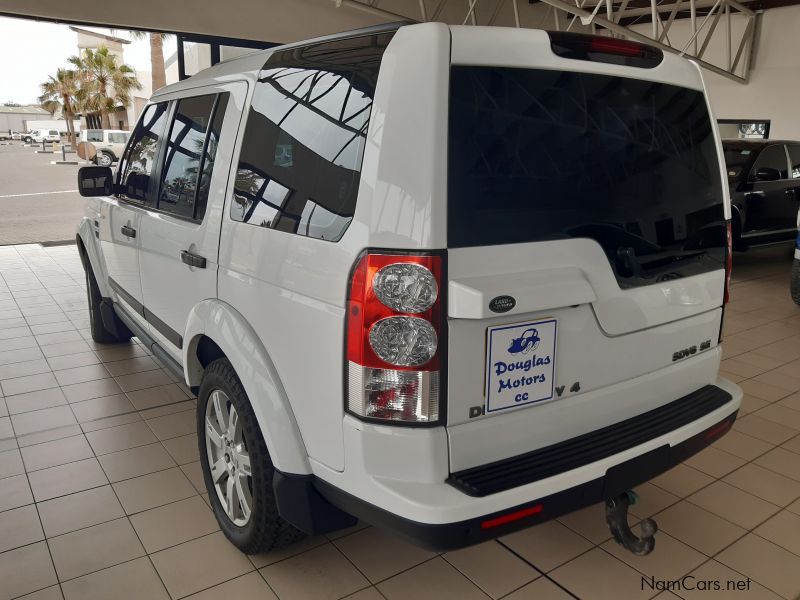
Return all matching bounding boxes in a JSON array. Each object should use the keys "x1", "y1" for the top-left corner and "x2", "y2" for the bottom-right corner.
[
  {"x1": 159, "y1": 95, "x2": 216, "y2": 220},
  {"x1": 119, "y1": 103, "x2": 169, "y2": 204},
  {"x1": 231, "y1": 33, "x2": 392, "y2": 241}
]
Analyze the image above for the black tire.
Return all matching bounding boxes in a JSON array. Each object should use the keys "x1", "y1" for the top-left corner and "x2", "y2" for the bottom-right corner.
[
  {"x1": 198, "y1": 358, "x2": 304, "y2": 554},
  {"x1": 96, "y1": 151, "x2": 113, "y2": 167},
  {"x1": 791, "y1": 259, "x2": 800, "y2": 306},
  {"x1": 85, "y1": 264, "x2": 132, "y2": 343}
]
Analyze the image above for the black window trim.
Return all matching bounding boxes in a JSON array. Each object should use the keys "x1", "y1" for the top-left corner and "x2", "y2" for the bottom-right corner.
[
  {"x1": 154, "y1": 92, "x2": 223, "y2": 224},
  {"x1": 116, "y1": 92, "x2": 226, "y2": 225},
  {"x1": 748, "y1": 143, "x2": 792, "y2": 183},
  {"x1": 115, "y1": 100, "x2": 172, "y2": 209}
]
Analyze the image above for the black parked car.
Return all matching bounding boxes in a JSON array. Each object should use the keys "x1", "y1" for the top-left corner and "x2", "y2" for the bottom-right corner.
[{"x1": 723, "y1": 139, "x2": 800, "y2": 249}]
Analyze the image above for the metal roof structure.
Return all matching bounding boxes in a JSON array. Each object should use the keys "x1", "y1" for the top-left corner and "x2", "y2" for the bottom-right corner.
[{"x1": 1, "y1": 0, "x2": 797, "y2": 83}]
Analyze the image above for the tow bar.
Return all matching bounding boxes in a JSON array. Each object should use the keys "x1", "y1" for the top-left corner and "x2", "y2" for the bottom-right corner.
[{"x1": 605, "y1": 490, "x2": 658, "y2": 556}]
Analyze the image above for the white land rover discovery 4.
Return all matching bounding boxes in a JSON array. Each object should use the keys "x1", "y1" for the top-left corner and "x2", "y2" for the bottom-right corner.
[{"x1": 76, "y1": 23, "x2": 743, "y2": 555}]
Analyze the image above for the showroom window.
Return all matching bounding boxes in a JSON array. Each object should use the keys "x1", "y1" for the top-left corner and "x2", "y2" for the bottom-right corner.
[
  {"x1": 751, "y1": 144, "x2": 788, "y2": 180},
  {"x1": 230, "y1": 32, "x2": 393, "y2": 241},
  {"x1": 118, "y1": 102, "x2": 169, "y2": 205},
  {"x1": 157, "y1": 93, "x2": 228, "y2": 222}
]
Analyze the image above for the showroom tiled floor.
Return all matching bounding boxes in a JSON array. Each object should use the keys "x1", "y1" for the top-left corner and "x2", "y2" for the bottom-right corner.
[{"x1": 0, "y1": 243, "x2": 799, "y2": 600}]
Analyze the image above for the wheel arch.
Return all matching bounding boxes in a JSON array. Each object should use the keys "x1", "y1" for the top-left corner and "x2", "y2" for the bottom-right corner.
[{"x1": 184, "y1": 299, "x2": 311, "y2": 475}]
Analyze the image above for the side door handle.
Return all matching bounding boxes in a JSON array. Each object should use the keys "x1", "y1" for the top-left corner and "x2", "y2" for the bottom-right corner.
[
  {"x1": 746, "y1": 191, "x2": 766, "y2": 199},
  {"x1": 120, "y1": 225, "x2": 136, "y2": 238},
  {"x1": 180, "y1": 250, "x2": 206, "y2": 269}
]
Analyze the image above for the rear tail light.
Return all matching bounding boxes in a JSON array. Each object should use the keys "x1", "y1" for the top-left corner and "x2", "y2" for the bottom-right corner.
[
  {"x1": 548, "y1": 32, "x2": 663, "y2": 69},
  {"x1": 346, "y1": 252, "x2": 444, "y2": 424}
]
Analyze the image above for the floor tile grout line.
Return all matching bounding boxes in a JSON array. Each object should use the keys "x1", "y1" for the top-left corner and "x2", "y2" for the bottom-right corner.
[
  {"x1": 440, "y1": 545, "x2": 540, "y2": 599},
  {"x1": 62, "y1": 376, "x2": 176, "y2": 600},
  {"x1": 495, "y1": 538, "x2": 582, "y2": 599},
  {"x1": 0, "y1": 346, "x2": 64, "y2": 600}
]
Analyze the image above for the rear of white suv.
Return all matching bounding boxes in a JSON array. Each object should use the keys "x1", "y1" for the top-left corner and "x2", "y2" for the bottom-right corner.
[
  {"x1": 315, "y1": 25, "x2": 740, "y2": 550},
  {"x1": 76, "y1": 22, "x2": 741, "y2": 556}
]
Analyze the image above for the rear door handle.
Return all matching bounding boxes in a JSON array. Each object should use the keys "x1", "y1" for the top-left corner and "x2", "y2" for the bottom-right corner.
[
  {"x1": 180, "y1": 250, "x2": 206, "y2": 269},
  {"x1": 746, "y1": 191, "x2": 766, "y2": 198},
  {"x1": 120, "y1": 225, "x2": 136, "y2": 238}
]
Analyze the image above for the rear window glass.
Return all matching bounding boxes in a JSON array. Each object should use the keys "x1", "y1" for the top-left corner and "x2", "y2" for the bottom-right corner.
[
  {"x1": 231, "y1": 33, "x2": 393, "y2": 242},
  {"x1": 448, "y1": 67, "x2": 726, "y2": 288}
]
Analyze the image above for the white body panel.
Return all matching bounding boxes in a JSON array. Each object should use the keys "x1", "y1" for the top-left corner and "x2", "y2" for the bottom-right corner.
[
  {"x1": 139, "y1": 81, "x2": 248, "y2": 358},
  {"x1": 75, "y1": 23, "x2": 742, "y2": 533}
]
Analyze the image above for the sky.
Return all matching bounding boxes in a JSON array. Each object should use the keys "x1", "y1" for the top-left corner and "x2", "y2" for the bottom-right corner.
[{"x1": 0, "y1": 16, "x2": 177, "y2": 105}]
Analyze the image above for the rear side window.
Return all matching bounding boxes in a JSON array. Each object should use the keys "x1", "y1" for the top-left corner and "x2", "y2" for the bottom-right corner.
[
  {"x1": 118, "y1": 102, "x2": 169, "y2": 204},
  {"x1": 751, "y1": 144, "x2": 788, "y2": 180},
  {"x1": 86, "y1": 131, "x2": 103, "y2": 142},
  {"x1": 448, "y1": 67, "x2": 726, "y2": 288},
  {"x1": 230, "y1": 33, "x2": 393, "y2": 241},
  {"x1": 158, "y1": 94, "x2": 226, "y2": 221}
]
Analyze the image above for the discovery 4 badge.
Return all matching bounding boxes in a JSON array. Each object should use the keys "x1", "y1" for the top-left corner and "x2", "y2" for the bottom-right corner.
[{"x1": 485, "y1": 318, "x2": 557, "y2": 412}]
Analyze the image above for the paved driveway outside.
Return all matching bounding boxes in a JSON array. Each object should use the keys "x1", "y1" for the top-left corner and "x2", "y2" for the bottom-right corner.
[{"x1": 0, "y1": 143, "x2": 88, "y2": 245}]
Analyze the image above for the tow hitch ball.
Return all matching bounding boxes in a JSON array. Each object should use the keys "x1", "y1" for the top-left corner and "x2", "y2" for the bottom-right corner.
[{"x1": 605, "y1": 490, "x2": 658, "y2": 556}]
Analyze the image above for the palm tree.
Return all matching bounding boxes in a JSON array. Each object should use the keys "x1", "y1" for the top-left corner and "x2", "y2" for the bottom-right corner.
[
  {"x1": 69, "y1": 46, "x2": 141, "y2": 130},
  {"x1": 129, "y1": 31, "x2": 169, "y2": 92},
  {"x1": 39, "y1": 69, "x2": 80, "y2": 147}
]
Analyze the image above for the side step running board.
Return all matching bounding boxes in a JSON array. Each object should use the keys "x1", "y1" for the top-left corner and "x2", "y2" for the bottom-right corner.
[{"x1": 113, "y1": 302, "x2": 184, "y2": 380}]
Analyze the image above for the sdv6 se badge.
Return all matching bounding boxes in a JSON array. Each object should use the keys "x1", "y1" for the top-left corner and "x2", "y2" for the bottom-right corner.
[{"x1": 485, "y1": 318, "x2": 557, "y2": 412}]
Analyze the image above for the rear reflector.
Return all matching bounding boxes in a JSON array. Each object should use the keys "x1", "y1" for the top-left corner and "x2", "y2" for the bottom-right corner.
[
  {"x1": 703, "y1": 416, "x2": 734, "y2": 441},
  {"x1": 481, "y1": 505, "x2": 543, "y2": 530},
  {"x1": 549, "y1": 31, "x2": 663, "y2": 69}
]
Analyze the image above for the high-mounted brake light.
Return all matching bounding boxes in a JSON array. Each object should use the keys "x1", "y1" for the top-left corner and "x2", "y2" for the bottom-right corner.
[
  {"x1": 346, "y1": 252, "x2": 444, "y2": 424},
  {"x1": 549, "y1": 31, "x2": 663, "y2": 69}
]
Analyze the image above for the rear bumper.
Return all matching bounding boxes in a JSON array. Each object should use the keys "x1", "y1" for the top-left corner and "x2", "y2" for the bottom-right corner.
[{"x1": 312, "y1": 380, "x2": 741, "y2": 551}]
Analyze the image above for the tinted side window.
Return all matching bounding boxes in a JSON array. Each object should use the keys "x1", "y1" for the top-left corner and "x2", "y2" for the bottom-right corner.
[
  {"x1": 752, "y1": 145, "x2": 788, "y2": 180},
  {"x1": 195, "y1": 94, "x2": 228, "y2": 222},
  {"x1": 108, "y1": 133, "x2": 128, "y2": 144},
  {"x1": 788, "y1": 145, "x2": 800, "y2": 179},
  {"x1": 118, "y1": 103, "x2": 169, "y2": 204},
  {"x1": 86, "y1": 131, "x2": 103, "y2": 142},
  {"x1": 158, "y1": 95, "x2": 217, "y2": 220},
  {"x1": 231, "y1": 33, "x2": 392, "y2": 241}
]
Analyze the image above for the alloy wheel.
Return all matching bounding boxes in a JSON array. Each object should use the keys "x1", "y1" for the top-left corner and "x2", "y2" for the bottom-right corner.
[{"x1": 205, "y1": 389, "x2": 253, "y2": 526}]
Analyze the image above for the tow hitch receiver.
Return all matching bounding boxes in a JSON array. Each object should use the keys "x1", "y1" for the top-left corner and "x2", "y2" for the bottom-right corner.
[{"x1": 605, "y1": 490, "x2": 658, "y2": 556}]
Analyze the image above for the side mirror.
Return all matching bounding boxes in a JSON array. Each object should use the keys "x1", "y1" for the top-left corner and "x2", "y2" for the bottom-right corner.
[
  {"x1": 755, "y1": 167, "x2": 781, "y2": 181},
  {"x1": 78, "y1": 166, "x2": 113, "y2": 197}
]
